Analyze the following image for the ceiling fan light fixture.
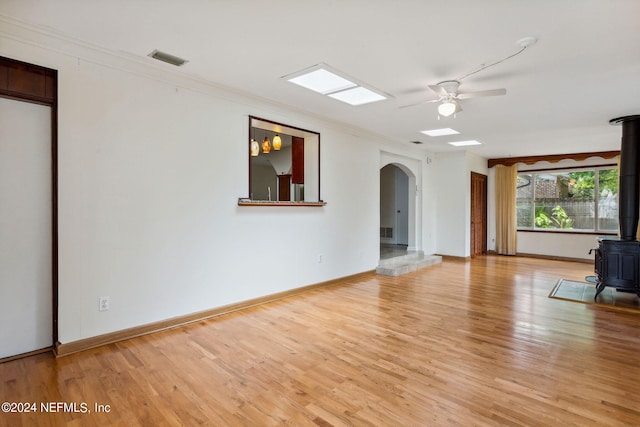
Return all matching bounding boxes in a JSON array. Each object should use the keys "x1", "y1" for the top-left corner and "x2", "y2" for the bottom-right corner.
[{"x1": 438, "y1": 100, "x2": 457, "y2": 117}]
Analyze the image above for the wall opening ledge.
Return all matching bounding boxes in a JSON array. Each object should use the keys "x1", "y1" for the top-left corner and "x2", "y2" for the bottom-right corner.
[{"x1": 237, "y1": 198, "x2": 326, "y2": 207}]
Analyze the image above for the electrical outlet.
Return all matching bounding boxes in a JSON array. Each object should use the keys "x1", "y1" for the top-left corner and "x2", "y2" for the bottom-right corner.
[
  {"x1": 99, "y1": 296, "x2": 110, "y2": 311},
  {"x1": 318, "y1": 254, "x2": 323, "y2": 264}
]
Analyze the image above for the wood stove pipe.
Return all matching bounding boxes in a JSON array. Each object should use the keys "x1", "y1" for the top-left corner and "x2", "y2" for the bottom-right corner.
[{"x1": 610, "y1": 115, "x2": 640, "y2": 241}]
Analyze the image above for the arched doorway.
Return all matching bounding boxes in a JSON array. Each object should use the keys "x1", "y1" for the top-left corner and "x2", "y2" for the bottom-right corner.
[
  {"x1": 379, "y1": 154, "x2": 420, "y2": 260},
  {"x1": 380, "y1": 164, "x2": 409, "y2": 251}
]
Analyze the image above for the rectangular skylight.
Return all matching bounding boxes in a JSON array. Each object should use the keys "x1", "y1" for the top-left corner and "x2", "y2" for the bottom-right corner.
[
  {"x1": 284, "y1": 63, "x2": 388, "y2": 105},
  {"x1": 448, "y1": 140, "x2": 482, "y2": 147},
  {"x1": 327, "y1": 86, "x2": 387, "y2": 106},
  {"x1": 421, "y1": 128, "x2": 460, "y2": 137},
  {"x1": 287, "y1": 68, "x2": 356, "y2": 95}
]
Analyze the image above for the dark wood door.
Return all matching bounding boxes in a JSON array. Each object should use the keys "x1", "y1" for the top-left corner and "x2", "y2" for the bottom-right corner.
[
  {"x1": 291, "y1": 136, "x2": 304, "y2": 184},
  {"x1": 471, "y1": 172, "x2": 487, "y2": 256},
  {"x1": 278, "y1": 174, "x2": 291, "y2": 201}
]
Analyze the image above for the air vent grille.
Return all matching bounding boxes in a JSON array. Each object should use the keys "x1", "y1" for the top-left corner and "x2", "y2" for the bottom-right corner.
[{"x1": 148, "y1": 50, "x2": 188, "y2": 67}]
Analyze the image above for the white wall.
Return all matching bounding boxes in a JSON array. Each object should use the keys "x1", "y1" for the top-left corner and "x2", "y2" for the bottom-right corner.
[
  {"x1": 1, "y1": 20, "x2": 437, "y2": 345},
  {"x1": 422, "y1": 156, "x2": 437, "y2": 255},
  {"x1": 435, "y1": 151, "x2": 467, "y2": 257},
  {"x1": 517, "y1": 232, "x2": 598, "y2": 260},
  {"x1": 434, "y1": 151, "x2": 488, "y2": 257}
]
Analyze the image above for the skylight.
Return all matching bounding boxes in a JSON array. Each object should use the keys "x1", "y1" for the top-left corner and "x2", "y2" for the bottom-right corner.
[
  {"x1": 287, "y1": 68, "x2": 356, "y2": 95},
  {"x1": 284, "y1": 63, "x2": 387, "y2": 106},
  {"x1": 328, "y1": 86, "x2": 387, "y2": 106},
  {"x1": 448, "y1": 140, "x2": 482, "y2": 147},
  {"x1": 420, "y1": 128, "x2": 460, "y2": 137}
]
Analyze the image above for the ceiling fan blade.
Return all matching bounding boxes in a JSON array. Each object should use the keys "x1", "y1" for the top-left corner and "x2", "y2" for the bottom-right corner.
[
  {"x1": 456, "y1": 88, "x2": 506, "y2": 99},
  {"x1": 399, "y1": 98, "x2": 440, "y2": 109},
  {"x1": 428, "y1": 84, "x2": 448, "y2": 96}
]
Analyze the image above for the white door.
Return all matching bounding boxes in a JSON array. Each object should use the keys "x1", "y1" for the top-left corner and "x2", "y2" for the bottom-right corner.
[
  {"x1": 0, "y1": 97, "x2": 52, "y2": 358},
  {"x1": 395, "y1": 168, "x2": 409, "y2": 246}
]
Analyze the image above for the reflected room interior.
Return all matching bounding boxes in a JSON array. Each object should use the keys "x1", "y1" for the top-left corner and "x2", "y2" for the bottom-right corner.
[{"x1": 248, "y1": 116, "x2": 320, "y2": 203}]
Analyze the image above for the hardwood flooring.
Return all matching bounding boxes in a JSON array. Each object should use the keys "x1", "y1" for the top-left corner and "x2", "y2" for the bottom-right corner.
[{"x1": 3, "y1": 256, "x2": 640, "y2": 426}]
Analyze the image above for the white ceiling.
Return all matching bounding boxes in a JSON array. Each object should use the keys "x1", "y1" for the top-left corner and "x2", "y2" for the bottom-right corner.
[{"x1": 3, "y1": 0, "x2": 639, "y2": 158}]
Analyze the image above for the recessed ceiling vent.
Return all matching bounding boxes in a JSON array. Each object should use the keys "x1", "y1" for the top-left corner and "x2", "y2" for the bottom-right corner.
[{"x1": 148, "y1": 50, "x2": 188, "y2": 67}]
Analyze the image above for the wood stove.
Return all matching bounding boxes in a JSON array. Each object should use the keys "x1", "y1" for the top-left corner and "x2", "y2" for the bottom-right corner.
[{"x1": 593, "y1": 115, "x2": 640, "y2": 299}]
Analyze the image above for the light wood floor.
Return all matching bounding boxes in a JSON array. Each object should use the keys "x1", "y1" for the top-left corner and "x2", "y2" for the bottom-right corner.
[{"x1": 3, "y1": 256, "x2": 640, "y2": 426}]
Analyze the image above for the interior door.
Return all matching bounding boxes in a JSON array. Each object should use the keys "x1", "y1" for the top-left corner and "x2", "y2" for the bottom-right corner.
[
  {"x1": 396, "y1": 168, "x2": 409, "y2": 246},
  {"x1": 471, "y1": 172, "x2": 487, "y2": 256},
  {"x1": 0, "y1": 96, "x2": 53, "y2": 358}
]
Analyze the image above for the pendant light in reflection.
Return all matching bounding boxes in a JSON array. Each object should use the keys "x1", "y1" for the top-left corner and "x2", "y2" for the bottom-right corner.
[
  {"x1": 272, "y1": 134, "x2": 282, "y2": 150},
  {"x1": 262, "y1": 136, "x2": 271, "y2": 153},
  {"x1": 250, "y1": 139, "x2": 260, "y2": 157},
  {"x1": 250, "y1": 128, "x2": 260, "y2": 156}
]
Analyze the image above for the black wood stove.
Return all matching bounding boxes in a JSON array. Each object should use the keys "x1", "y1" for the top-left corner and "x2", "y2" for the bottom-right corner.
[{"x1": 592, "y1": 115, "x2": 640, "y2": 299}]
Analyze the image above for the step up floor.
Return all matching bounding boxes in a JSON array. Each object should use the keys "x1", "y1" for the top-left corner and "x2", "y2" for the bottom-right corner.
[{"x1": 376, "y1": 251, "x2": 442, "y2": 276}]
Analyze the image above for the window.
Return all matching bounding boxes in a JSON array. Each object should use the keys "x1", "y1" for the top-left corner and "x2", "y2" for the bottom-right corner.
[{"x1": 516, "y1": 167, "x2": 618, "y2": 233}]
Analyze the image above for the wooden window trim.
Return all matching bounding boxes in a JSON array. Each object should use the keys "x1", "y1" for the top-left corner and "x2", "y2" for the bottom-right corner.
[{"x1": 488, "y1": 150, "x2": 619, "y2": 168}]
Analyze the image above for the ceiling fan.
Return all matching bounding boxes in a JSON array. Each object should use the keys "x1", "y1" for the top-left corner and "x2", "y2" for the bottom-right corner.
[
  {"x1": 401, "y1": 79, "x2": 506, "y2": 117},
  {"x1": 400, "y1": 36, "x2": 537, "y2": 117}
]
